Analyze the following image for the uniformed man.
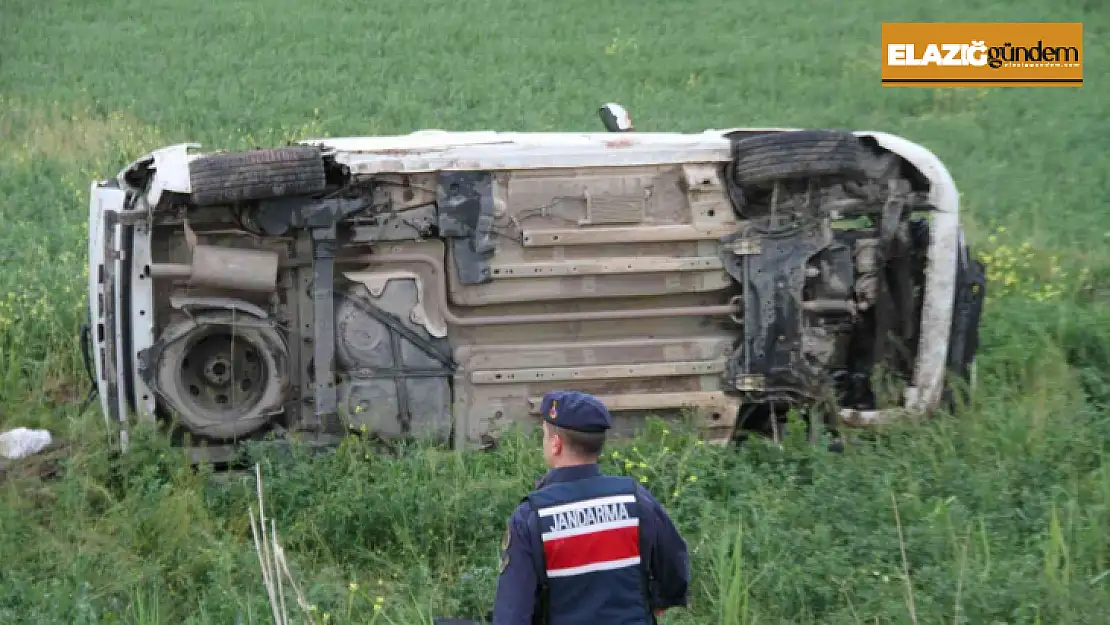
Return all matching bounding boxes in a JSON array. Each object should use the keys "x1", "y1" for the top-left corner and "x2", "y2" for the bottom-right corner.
[{"x1": 491, "y1": 390, "x2": 691, "y2": 625}]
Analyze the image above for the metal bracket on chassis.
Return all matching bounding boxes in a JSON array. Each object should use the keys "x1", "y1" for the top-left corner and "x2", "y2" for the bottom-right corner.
[
  {"x1": 309, "y1": 225, "x2": 339, "y2": 430},
  {"x1": 435, "y1": 171, "x2": 497, "y2": 285},
  {"x1": 253, "y1": 196, "x2": 375, "y2": 431},
  {"x1": 721, "y1": 216, "x2": 834, "y2": 404}
]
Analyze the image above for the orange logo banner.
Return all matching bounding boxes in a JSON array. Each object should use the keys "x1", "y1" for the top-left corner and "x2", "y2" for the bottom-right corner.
[{"x1": 881, "y1": 22, "x2": 1083, "y2": 87}]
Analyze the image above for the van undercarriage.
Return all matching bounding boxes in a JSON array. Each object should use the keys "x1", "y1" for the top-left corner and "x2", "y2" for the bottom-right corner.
[{"x1": 86, "y1": 121, "x2": 985, "y2": 459}]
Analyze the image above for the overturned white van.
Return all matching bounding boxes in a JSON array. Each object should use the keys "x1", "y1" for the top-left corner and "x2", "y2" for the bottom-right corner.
[{"x1": 85, "y1": 110, "x2": 985, "y2": 458}]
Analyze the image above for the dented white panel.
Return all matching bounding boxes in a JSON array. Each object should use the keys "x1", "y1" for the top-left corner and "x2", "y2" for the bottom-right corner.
[
  {"x1": 87, "y1": 183, "x2": 120, "y2": 426},
  {"x1": 115, "y1": 143, "x2": 201, "y2": 207},
  {"x1": 857, "y1": 131, "x2": 959, "y2": 413}
]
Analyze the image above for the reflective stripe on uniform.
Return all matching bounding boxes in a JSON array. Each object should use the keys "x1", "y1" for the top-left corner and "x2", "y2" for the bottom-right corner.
[{"x1": 537, "y1": 494, "x2": 641, "y2": 578}]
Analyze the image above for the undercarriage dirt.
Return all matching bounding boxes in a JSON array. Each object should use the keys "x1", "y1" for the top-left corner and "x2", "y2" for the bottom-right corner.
[{"x1": 85, "y1": 120, "x2": 985, "y2": 459}]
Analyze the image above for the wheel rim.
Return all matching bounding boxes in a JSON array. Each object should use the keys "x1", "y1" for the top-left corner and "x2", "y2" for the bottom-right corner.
[{"x1": 176, "y1": 329, "x2": 267, "y2": 418}]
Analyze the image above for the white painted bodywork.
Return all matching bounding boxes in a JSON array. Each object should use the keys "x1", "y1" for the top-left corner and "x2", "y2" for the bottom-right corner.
[
  {"x1": 87, "y1": 182, "x2": 117, "y2": 425},
  {"x1": 116, "y1": 143, "x2": 200, "y2": 207},
  {"x1": 90, "y1": 126, "x2": 962, "y2": 437},
  {"x1": 87, "y1": 181, "x2": 132, "y2": 447}
]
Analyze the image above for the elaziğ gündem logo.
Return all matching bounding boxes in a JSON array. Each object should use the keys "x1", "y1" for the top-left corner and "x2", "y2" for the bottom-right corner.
[{"x1": 881, "y1": 22, "x2": 1083, "y2": 87}]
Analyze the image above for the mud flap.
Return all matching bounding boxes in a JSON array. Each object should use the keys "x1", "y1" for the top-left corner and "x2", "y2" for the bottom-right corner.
[
  {"x1": 78, "y1": 321, "x2": 99, "y2": 414},
  {"x1": 941, "y1": 238, "x2": 986, "y2": 411}
]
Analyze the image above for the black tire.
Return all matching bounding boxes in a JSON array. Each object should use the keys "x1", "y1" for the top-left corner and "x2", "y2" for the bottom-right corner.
[
  {"x1": 729, "y1": 130, "x2": 867, "y2": 188},
  {"x1": 189, "y1": 146, "x2": 327, "y2": 206}
]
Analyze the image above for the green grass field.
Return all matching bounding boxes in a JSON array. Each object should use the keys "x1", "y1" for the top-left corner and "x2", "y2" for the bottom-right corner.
[{"x1": 1, "y1": 1, "x2": 1108, "y2": 623}]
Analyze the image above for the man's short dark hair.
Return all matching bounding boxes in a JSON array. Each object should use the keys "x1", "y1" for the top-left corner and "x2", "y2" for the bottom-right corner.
[{"x1": 552, "y1": 424, "x2": 606, "y2": 458}]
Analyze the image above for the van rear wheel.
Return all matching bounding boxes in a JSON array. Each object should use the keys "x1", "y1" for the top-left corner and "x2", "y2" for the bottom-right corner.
[{"x1": 188, "y1": 146, "x2": 327, "y2": 206}]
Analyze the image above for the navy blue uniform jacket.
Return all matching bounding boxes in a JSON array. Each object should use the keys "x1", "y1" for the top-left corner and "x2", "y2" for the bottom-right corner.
[{"x1": 491, "y1": 463, "x2": 691, "y2": 624}]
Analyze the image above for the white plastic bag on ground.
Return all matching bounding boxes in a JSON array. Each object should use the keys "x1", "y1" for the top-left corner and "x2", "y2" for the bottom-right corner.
[{"x1": 0, "y1": 427, "x2": 53, "y2": 460}]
